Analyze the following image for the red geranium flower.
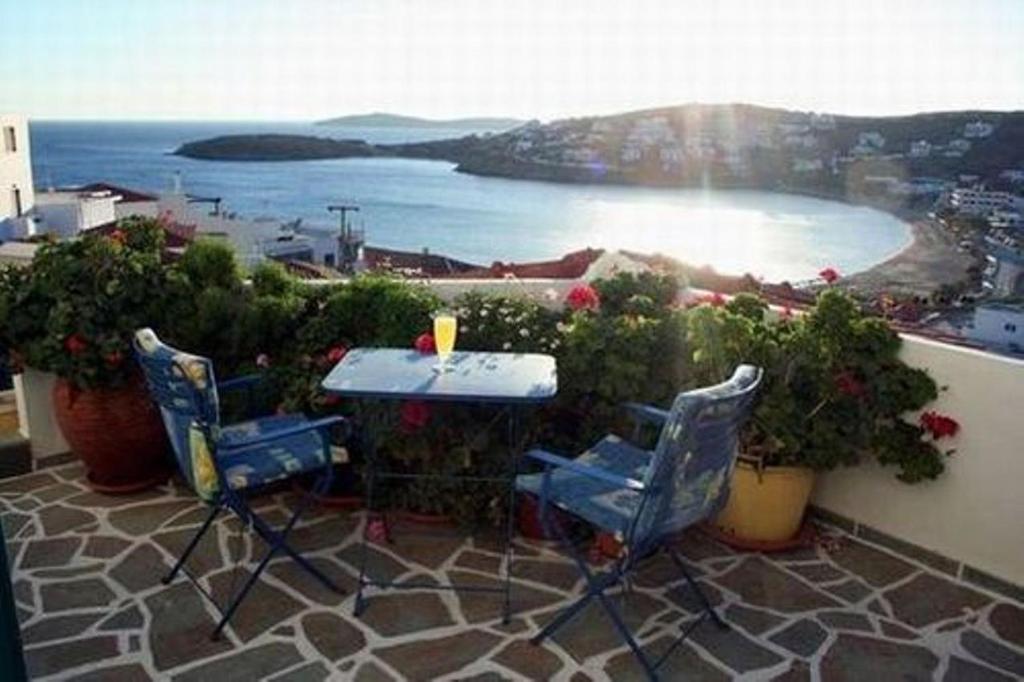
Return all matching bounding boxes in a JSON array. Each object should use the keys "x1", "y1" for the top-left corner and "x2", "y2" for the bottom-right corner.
[
  {"x1": 321, "y1": 393, "x2": 342, "y2": 407},
  {"x1": 104, "y1": 350, "x2": 124, "y2": 368},
  {"x1": 108, "y1": 229, "x2": 126, "y2": 244},
  {"x1": 64, "y1": 334, "x2": 87, "y2": 355},
  {"x1": 399, "y1": 400, "x2": 431, "y2": 432},
  {"x1": 819, "y1": 267, "x2": 840, "y2": 284},
  {"x1": 414, "y1": 333, "x2": 436, "y2": 354},
  {"x1": 920, "y1": 411, "x2": 960, "y2": 439},
  {"x1": 326, "y1": 346, "x2": 347, "y2": 364},
  {"x1": 566, "y1": 284, "x2": 601, "y2": 311},
  {"x1": 834, "y1": 370, "x2": 866, "y2": 398}
]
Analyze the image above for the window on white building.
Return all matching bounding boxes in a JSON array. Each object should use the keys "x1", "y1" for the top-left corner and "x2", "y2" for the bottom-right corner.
[
  {"x1": 12, "y1": 187, "x2": 23, "y2": 217},
  {"x1": 3, "y1": 127, "x2": 16, "y2": 153}
]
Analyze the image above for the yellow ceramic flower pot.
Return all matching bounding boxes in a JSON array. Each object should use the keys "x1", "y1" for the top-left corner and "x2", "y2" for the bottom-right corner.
[{"x1": 713, "y1": 459, "x2": 815, "y2": 543}]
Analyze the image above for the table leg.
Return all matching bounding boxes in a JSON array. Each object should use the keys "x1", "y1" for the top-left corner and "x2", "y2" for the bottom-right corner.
[
  {"x1": 502, "y1": 407, "x2": 521, "y2": 624},
  {"x1": 353, "y1": 405, "x2": 379, "y2": 617}
]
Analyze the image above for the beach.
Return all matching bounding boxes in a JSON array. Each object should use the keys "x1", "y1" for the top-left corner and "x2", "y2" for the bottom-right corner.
[{"x1": 841, "y1": 219, "x2": 977, "y2": 298}]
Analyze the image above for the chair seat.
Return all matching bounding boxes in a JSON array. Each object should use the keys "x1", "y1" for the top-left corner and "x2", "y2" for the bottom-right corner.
[
  {"x1": 218, "y1": 414, "x2": 328, "y2": 491},
  {"x1": 516, "y1": 435, "x2": 651, "y2": 537}
]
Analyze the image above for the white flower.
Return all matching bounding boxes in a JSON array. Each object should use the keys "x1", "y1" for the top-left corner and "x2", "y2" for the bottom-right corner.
[
  {"x1": 480, "y1": 309, "x2": 488, "y2": 317},
  {"x1": 519, "y1": 328, "x2": 530, "y2": 338},
  {"x1": 502, "y1": 341, "x2": 512, "y2": 350},
  {"x1": 460, "y1": 326, "x2": 468, "y2": 333},
  {"x1": 543, "y1": 288, "x2": 559, "y2": 302},
  {"x1": 504, "y1": 317, "x2": 514, "y2": 324},
  {"x1": 556, "y1": 322, "x2": 570, "y2": 334}
]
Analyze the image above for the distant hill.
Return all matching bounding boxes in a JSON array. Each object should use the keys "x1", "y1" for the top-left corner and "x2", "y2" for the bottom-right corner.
[
  {"x1": 178, "y1": 104, "x2": 1024, "y2": 205},
  {"x1": 315, "y1": 112, "x2": 524, "y2": 131}
]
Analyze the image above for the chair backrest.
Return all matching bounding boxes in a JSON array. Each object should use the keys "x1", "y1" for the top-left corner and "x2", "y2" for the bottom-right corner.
[
  {"x1": 132, "y1": 328, "x2": 221, "y2": 498},
  {"x1": 629, "y1": 365, "x2": 763, "y2": 553}
]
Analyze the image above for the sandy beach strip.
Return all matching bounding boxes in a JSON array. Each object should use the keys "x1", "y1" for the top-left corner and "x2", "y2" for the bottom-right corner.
[{"x1": 841, "y1": 218, "x2": 978, "y2": 298}]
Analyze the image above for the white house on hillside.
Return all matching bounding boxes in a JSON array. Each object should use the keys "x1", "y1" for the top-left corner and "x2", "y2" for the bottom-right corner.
[{"x1": 0, "y1": 114, "x2": 35, "y2": 240}]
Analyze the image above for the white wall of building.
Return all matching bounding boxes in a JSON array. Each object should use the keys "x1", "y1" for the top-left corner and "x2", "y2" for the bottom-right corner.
[
  {"x1": 814, "y1": 336, "x2": 1024, "y2": 586},
  {"x1": 966, "y1": 305, "x2": 1024, "y2": 352},
  {"x1": 0, "y1": 114, "x2": 35, "y2": 227},
  {"x1": 32, "y1": 191, "x2": 118, "y2": 238}
]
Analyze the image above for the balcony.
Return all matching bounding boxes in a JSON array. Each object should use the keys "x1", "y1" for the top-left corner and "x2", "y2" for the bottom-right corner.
[
  {"x1": 1, "y1": 230, "x2": 1022, "y2": 681},
  {"x1": 0, "y1": 454, "x2": 1021, "y2": 680}
]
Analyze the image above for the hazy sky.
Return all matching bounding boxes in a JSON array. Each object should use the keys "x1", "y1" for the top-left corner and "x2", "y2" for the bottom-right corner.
[{"x1": 3, "y1": 0, "x2": 1022, "y2": 121}]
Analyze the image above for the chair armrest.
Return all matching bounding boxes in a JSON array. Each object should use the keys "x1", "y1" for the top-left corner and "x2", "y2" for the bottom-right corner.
[
  {"x1": 623, "y1": 402, "x2": 669, "y2": 426},
  {"x1": 217, "y1": 415, "x2": 347, "y2": 451},
  {"x1": 217, "y1": 373, "x2": 264, "y2": 393},
  {"x1": 524, "y1": 449, "x2": 645, "y2": 491}
]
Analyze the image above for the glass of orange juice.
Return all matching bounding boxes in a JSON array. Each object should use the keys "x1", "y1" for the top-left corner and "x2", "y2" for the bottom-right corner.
[{"x1": 433, "y1": 309, "x2": 458, "y2": 372}]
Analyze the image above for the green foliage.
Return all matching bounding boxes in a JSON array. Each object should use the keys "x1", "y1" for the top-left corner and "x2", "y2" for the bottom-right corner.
[
  {"x1": 687, "y1": 288, "x2": 947, "y2": 481},
  {"x1": 0, "y1": 218, "x2": 168, "y2": 389},
  {"x1": 592, "y1": 271, "x2": 681, "y2": 316}
]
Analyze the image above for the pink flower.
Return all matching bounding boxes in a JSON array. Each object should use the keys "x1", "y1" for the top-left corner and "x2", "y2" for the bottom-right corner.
[
  {"x1": 414, "y1": 333, "x2": 436, "y2": 354},
  {"x1": 819, "y1": 267, "x2": 840, "y2": 284},
  {"x1": 400, "y1": 401, "x2": 431, "y2": 432},
  {"x1": 920, "y1": 411, "x2": 960, "y2": 439},
  {"x1": 780, "y1": 306, "x2": 794, "y2": 320},
  {"x1": 566, "y1": 284, "x2": 601, "y2": 311},
  {"x1": 108, "y1": 229, "x2": 126, "y2": 244},
  {"x1": 255, "y1": 353, "x2": 271, "y2": 368},
  {"x1": 326, "y1": 346, "x2": 347, "y2": 364}
]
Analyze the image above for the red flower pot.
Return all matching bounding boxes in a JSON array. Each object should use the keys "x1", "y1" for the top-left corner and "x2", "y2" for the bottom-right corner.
[
  {"x1": 52, "y1": 376, "x2": 171, "y2": 494},
  {"x1": 518, "y1": 493, "x2": 569, "y2": 540}
]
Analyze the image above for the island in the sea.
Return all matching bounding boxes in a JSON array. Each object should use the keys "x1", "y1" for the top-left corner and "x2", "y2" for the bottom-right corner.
[{"x1": 315, "y1": 111, "x2": 524, "y2": 130}]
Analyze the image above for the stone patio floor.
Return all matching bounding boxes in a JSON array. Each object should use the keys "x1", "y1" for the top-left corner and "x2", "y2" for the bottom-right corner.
[{"x1": 2, "y1": 463, "x2": 1022, "y2": 681}]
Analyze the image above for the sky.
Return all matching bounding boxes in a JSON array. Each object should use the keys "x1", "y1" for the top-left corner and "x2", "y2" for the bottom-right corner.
[{"x1": 2, "y1": 0, "x2": 1022, "y2": 121}]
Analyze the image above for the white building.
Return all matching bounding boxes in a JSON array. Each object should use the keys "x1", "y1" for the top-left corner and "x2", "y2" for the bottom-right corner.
[
  {"x1": 0, "y1": 114, "x2": 35, "y2": 240},
  {"x1": 792, "y1": 158, "x2": 824, "y2": 173},
  {"x1": 948, "y1": 138, "x2": 972, "y2": 154},
  {"x1": 965, "y1": 304, "x2": 1024, "y2": 353},
  {"x1": 857, "y1": 131, "x2": 886, "y2": 149},
  {"x1": 982, "y1": 245, "x2": 1024, "y2": 297},
  {"x1": 31, "y1": 189, "x2": 119, "y2": 238},
  {"x1": 963, "y1": 121, "x2": 995, "y2": 139},
  {"x1": 951, "y1": 189, "x2": 1020, "y2": 216},
  {"x1": 909, "y1": 140, "x2": 932, "y2": 158}
]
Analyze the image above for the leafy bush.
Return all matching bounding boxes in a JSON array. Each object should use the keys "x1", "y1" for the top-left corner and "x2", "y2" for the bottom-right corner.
[
  {"x1": 0, "y1": 217, "x2": 169, "y2": 389},
  {"x1": 687, "y1": 288, "x2": 950, "y2": 482}
]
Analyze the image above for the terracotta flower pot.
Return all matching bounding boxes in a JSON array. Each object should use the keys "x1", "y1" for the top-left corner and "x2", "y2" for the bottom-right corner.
[{"x1": 52, "y1": 376, "x2": 171, "y2": 494}]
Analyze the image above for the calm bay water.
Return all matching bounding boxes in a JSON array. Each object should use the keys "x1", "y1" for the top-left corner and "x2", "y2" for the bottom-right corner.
[{"x1": 29, "y1": 121, "x2": 911, "y2": 281}]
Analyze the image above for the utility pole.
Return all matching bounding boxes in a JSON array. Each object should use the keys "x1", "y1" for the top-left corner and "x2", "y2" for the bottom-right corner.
[
  {"x1": 328, "y1": 204, "x2": 362, "y2": 272},
  {"x1": 328, "y1": 204, "x2": 359, "y2": 242}
]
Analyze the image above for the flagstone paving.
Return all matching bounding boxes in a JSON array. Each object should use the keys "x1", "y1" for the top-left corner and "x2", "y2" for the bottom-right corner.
[{"x1": 2, "y1": 462, "x2": 1022, "y2": 681}]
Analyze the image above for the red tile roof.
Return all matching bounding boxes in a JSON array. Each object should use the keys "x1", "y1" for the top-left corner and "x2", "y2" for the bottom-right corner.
[
  {"x1": 451, "y1": 248, "x2": 604, "y2": 279},
  {"x1": 363, "y1": 246, "x2": 480, "y2": 277}
]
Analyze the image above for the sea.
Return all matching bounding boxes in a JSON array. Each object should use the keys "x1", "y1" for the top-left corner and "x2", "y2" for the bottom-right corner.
[{"x1": 28, "y1": 121, "x2": 912, "y2": 282}]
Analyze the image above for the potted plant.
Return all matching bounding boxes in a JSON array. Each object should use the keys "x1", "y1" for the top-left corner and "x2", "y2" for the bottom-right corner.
[
  {"x1": 0, "y1": 218, "x2": 173, "y2": 492},
  {"x1": 687, "y1": 288, "x2": 958, "y2": 547}
]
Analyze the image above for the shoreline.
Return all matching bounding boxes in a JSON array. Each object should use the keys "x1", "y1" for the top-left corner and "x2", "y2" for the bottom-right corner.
[{"x1": 839, "y1": 218, "x2": 977, "y2": 298}]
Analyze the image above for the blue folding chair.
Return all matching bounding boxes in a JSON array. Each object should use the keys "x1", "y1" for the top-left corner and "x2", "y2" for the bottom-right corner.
[
  {"x1": 133, "y1": 328, "x2": 346, "y2": 640},
  {"x1": 517, "y1": 365, "x2": 763, "y2": 680}
]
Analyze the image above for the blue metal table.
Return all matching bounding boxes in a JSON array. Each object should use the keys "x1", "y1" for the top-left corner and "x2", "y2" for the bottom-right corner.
[{"x1": 322, "y1": 348, "x2": 558, "y2": 622}]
